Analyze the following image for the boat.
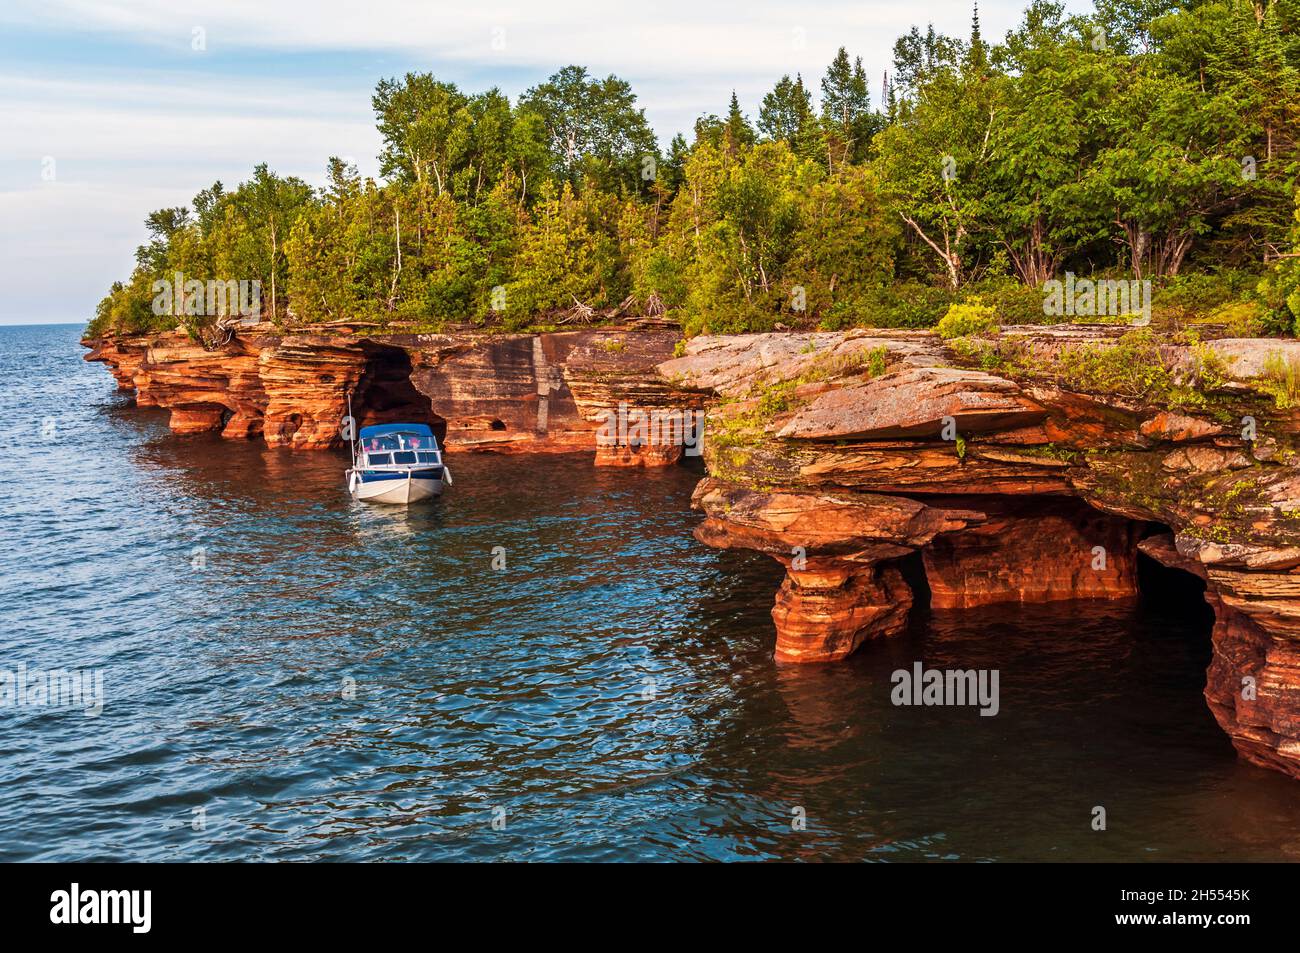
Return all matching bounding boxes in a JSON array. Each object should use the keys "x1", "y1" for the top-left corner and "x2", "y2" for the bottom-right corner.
[{"x1": 346, "y1": 423, "x2": 452, "y2": 504}]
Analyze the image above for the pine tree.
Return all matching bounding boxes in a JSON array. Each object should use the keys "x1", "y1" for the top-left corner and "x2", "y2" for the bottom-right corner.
[
  {"x1": 968, "y1": 2, "x2": 989, "y2": 75},
  {"x1": 724, "y1": 91, "x2": 756, "y2": 152},
  {"x1": 758, "y1": 75, "x2": 810, "y2": 142},
  {"x1": 758, "y1": 74, "x2": 819, "y2": 161},
  {"x1": 820, "y1": 47, "x2": 877, "y2": 166}
]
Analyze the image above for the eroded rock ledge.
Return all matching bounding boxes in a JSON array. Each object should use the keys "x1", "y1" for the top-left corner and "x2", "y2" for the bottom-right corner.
[
  {"x1": 83, "y1": 321, "x2": 698, "y2": 465},
  {"x1": 85, "y1": 321, "x2": 1300, "y2": 780},
  {"x1": 662, "y1": 327, "x2": 1300, "y2": 780}
]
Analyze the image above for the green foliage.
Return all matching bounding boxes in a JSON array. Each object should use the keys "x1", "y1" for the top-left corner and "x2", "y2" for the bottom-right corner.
[
  {"x1": 756, "y1": 379, "x2": 796, "y2": 418},
  {"x1": 786, "y1": 163, "x2": 898, "y2": 314},
  {"x1": 758, "y1": 74, "x2": 819, "y2": 160},
  {"x1": 724, "y1": 92, "x2": 757, "y2": 152},
  {"x1": 969, "y1": 279, "x2": 1052, "y2": 325},
  {"x1": 852, "y1": 282, "x2": 957, "y2": 329},
  {"x1": 1052, "y1": 329, "x2": 1175, "y2": 399},
  {"x1": 1259, "y1": 350, "x2": 1300, "y2": 408},
  {"x1": 663, "y1": 140, "x2": 899, "y2": 334},
  {"x1": 798, "y1": 344, "x2": 891, "y2": 383},
  {"x1": 504, "y1": 182, "x2": 619, "y2": 326},
  {"x1": 820, "y1": 48, "x2": 881, "y2": 167},
  {"x1": 936, "y1": 297, "x2": 999, "y2": 339},
  {"x1": 88, "y1": 6, "x2": 1300, "y2": 340},
  {"x1": 1188, "y1": 337, "x2": 1233, "y2": 391},
  {"x1": 1157, "y1": 268, "x2": 1262, "y2": 322},
  {"x1": 866, "y1": 345, "x2": 888, "y2": 377},
  {"x1": 88, "y1": 164, "x2": 315, "y2": 337},
  {"x1": 1259, "y1": 188, "x2": 1300, "y2": 336},
  {"x1": 519, "y1": 65, "x2": 659, "y2": 194},
  {"x1": 87, "y1": 275, "x2": 167, "y2": 337}
]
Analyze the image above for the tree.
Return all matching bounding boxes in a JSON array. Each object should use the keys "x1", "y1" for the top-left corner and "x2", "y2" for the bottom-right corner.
[
  {"x1": 968, "y1": 2, "x2": 990, "y2": 74},
  {"x1": 88, "y1": 1, "x2": 1300, "y2": 342},
  {"x1": 191, "y1": 183, "x2": 225, "y2": 236},
  {"x1": 135, "y1": 207, "x2": 191, "y2": 273},
  {"x1": 787, "y1": 164, "x2": 899, "y2": 314},
  {"x1": 1152, "y1": 0, "x2": 1300, "y2": 262},
  {"x1": 986, "y1": 7, "x2": 1115, "y2": 284},
  {"x1": 505, "y1": 181, "x2": 614, "y2": 323},
  {"x1": 758, "y1": 74, "x2": 818, "y2": 159},
  {"x1": 1093, "y1": 0, "x2": 1180, "y2": 54},
  {"x1": 660, "y1": 133, "x2": 690, "y2": 194},
  {"x1": 1090, "y1": 55, "x2": 1263, "y2": 278},
  {"x1": 890, "y1": 25, "x2": 964, "y2": 100},
  {"x1": 724, "y1": 92, "x2": 756, "y2": 152},
  {"x1": 373, "y1": 74, "x2": 468, "y2": 195},
  {"x1": 874, "y1": 63, "x2": 1000, "y2": 289},
  {"x1": 693, "y1": 114, "x2": 726, "y2": 150},
  {"x1": 820, "y1": 48, "x2": 879, "y2": 168},
  {"x1": 447, "y1": 89, "x2": 515, "y2": 202},
  {"x1": 518, "y1": 65, "x2": 659, "y2": 194},
  {"x1": 228, "y1": 164, "x2": 314, "y2": 322},
  {"x1": 508, "y1": 108, "x2": 553, "y2": 205}
]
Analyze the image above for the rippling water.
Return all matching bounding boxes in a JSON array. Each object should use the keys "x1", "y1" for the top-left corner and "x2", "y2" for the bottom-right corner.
[{"x1": 3, "y1": 323, "x2": 1300, "y2": 861}]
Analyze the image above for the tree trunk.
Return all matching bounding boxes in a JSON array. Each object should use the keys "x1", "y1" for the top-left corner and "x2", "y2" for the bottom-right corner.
[
  {"x1": 270, "y1": 220, "x2": 277, "y2": 323},
  {"x1": 388, "y1": 206, "x2": 402, "y2": 307},
  {"x1": 900, "y1": 213, "x2": 962, "y2": 290}
]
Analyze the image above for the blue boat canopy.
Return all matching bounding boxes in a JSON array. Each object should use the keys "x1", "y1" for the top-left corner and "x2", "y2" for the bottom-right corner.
[{"x1": 358, "y1": 423, "x2": 435, "y2": 439}]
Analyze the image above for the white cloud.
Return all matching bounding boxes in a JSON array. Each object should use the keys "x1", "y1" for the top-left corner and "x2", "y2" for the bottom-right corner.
[
  {"x1": 0, "y1": 73, "x2": 380, "y2": 173},
  {"x1": 3, "y1": 1, "x2": 997, "y2": 95}
]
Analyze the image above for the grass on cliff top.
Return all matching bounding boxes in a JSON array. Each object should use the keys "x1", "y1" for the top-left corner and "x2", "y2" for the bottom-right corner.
[
  {"x1": 943, "y1": 326, "x2": 1252, "y2": 410},
  {"x1": 812, "y1": 269, "x2": 1277, "y2": 336},
  {"x1": 1259, "y1": 351, "x2": 1300, "y2": 409},
  {"x1": 743, "y1": 343, "x2": 891, "y2": 417}
]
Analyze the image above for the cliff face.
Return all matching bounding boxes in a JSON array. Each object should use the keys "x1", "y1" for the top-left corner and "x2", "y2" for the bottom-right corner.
[
  {"x1": 662, "y1": 328, "x2": 1300, "y2": 780},
  {"x1": 82, "y1": 321, "x2": 697, "y2": 463},
  {"x1": 85, "y1": 320, "x2": 1300, "y2": 781}
]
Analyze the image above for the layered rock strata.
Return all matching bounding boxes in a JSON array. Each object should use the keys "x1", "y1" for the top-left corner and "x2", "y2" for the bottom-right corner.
[
  {"x1": 663, "y1": 327, "x2": 1300, "y2": 778},
  {"x1": 85, "y1": 320, "x2": 1300, "y2": 779},
  {"x1": 83, "y1": 321, "x2": 694, "y2": 462}
]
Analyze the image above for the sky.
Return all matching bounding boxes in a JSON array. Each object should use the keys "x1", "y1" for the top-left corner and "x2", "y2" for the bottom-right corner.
[{"x1": 0, "y1": 0, "x2": 1091, "y2": 325}]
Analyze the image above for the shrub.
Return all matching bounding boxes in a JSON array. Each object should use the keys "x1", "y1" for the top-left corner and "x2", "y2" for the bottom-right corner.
[
  {"x1": 1256, "y1": 267, "x2": 1300, "y2": 337},
  {"x1": 936, "y1": 297, "x2": 999, "y2": 339},
  {"x1": 966, "y1": 279, "x2": 1050, "y2": 325},
  {"x1": 1053, "y1": 329, "x2": 1173, "y2": 399},
  {"x1": 1156, "y1": 268, "x2": 1261, "y2": 322}
]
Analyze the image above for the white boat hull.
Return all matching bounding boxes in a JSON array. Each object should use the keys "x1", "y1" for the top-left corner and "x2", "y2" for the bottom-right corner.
[{"x1": 350, "y1": 474, "x2": 444, "y2": 504}]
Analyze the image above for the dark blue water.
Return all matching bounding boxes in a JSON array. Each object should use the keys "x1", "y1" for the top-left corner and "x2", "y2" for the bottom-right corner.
[{"x1": 3, "y1": 323, "x2": 1300, "y2": 861}]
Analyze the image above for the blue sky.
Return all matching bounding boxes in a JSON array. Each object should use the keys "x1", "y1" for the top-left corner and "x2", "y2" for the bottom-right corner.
[{"x1": 0, "y1": 0, "x2": 1090, "y2": 325}]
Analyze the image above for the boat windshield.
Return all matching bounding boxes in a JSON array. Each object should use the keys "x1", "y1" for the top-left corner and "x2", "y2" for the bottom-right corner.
[
  {"x1": 361, "y1": 432, "x2": 436, "y2": 452},
  {"x1": 392, "y1": 451, "x2": 417, "y2": 465},
  {"x1": 366, "y1": 452, "x2": 392, "y2": 465}
]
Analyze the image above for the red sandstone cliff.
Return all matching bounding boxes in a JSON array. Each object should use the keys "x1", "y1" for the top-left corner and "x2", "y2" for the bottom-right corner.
[
  {"x1": 663, "y1": 328, "x2": 1300, "y2": 780},
  {"x1": 82, "y1": 320, "x2": 699, "y2": 464},
  {"x1": 84, "y1": 320, "x2": 1300, "y2": 782}
]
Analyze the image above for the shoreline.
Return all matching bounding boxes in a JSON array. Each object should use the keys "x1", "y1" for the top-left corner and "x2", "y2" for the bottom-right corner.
[{"x1": 82, "y1": 319, "x2": 1300, "y2": 783}]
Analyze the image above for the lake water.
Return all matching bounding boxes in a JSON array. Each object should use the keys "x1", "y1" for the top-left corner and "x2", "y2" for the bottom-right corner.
[{"x1": 3, "y1": 322, "x2": 1299, "y2": 861}]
